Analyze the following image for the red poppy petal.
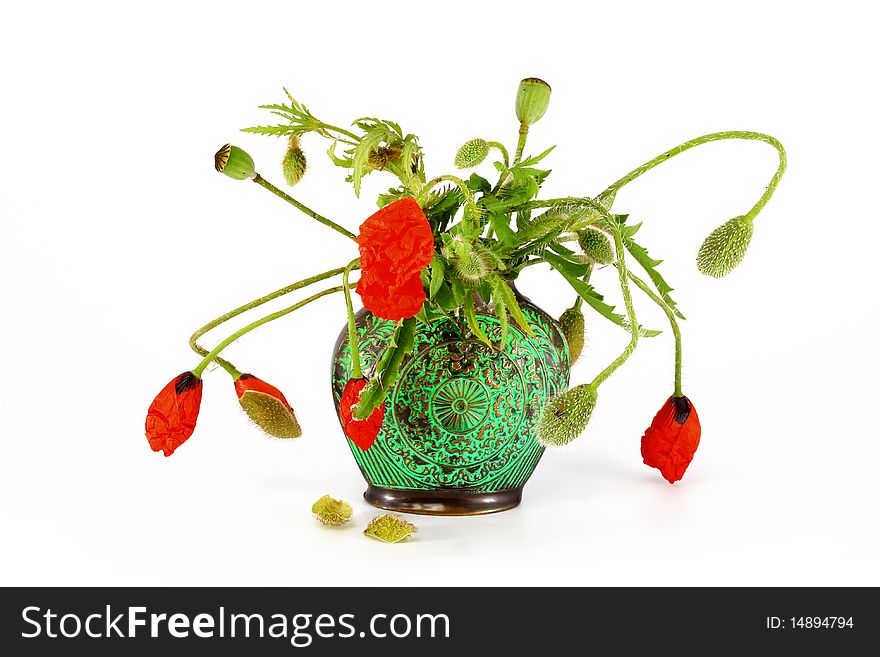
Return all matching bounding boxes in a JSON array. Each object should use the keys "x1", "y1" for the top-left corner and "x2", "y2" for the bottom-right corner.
[
  {"x1": 641, "y1": 396, "x2": 701, "y2": 484},
  {"x1": 234, "y1": 373, "x2": 293, "y2": 411},
  {"x1": 340, "y1": 378, "x2": 385, "y2": 450},
  {"x1": 145, "y1": 371, "x2": 203, "y2": 457},
  {"x1": 355, "y1": 197, "x2": 434, "y2": 320}
]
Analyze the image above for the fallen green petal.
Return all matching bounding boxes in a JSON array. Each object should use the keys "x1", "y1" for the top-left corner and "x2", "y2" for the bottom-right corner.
[
  {"x1": 311, "y1": 495, "x2": 353, "y2": 526},
  {"x1": 363, "y1": 514, "x2": 417, "y2": 543}
]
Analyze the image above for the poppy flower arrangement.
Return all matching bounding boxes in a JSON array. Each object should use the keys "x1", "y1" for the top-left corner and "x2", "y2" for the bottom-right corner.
[{"x1": 145, "y1": 78, "x2": 785, "y2": 485}]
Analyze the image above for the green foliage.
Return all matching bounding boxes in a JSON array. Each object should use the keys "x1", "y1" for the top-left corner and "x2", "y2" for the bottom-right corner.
[
  {"x1": 545, "y1": 251, "x2": 661, "y2": 337},
  {"x1": 353, "y1": 318, "x2": 417, "y2": 420},
  {"x1": 618, "y1": 216, "x2": 685, "y2": 319}
]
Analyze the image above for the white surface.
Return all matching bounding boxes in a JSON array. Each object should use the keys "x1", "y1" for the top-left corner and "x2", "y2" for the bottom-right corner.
[{"x1": 1, "y1": 0, "x2": 877, "y2": 587}]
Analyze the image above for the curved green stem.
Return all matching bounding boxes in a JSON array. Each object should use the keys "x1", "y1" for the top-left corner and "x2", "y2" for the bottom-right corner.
[
  {"x1": 192, "y1": 285, "x2": 348, "y2": 378},
  {"x1": 513, "y1": 123, "x2": 529, "y2": 166},
  {"x1": 626, "y1": 270, "x2": 682, "y2": 396},
  {"x1": 590, "y1": 229, "x2": 639, "y2": 389},
  {"x1": 189, "y1": 266, "x2": 348, "y2": 377},
  {"x1": 416, "y1": 174, "x2": 480, "y2": 222},
  {"x1": 487, "y1": 141, "x2": 510, "y2": 169},
  {"x1": 342, "y1": 258, "x2": 363, "y2": 379},
  {"x1": 596, "y1": 131, "x2": 786, "y2": 223},
  {"x1": 252, "y1": 174, "x2": 357, "y2": 240}
]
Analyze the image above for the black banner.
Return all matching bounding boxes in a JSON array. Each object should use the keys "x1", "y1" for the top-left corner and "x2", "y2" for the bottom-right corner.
[{"x1": 0, "y1": 587, "x2": 874, "y2": 654}]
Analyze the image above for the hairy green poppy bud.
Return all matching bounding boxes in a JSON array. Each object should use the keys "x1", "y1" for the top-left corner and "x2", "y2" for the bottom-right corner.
[
  {"x1": 696, "y1": 215, "x2": 754, "y2": 278},
  {"x1": 558, "y1": 305, "x2": 585, "y2": 363},
  {"x1": 454, "y1": 138, "x2": 490, "y2": 169},
  {"x1": 537, "y1": 384, "x2": 598, "y2": 446},
  {"x1": 364, "y1": 514, "x2": 417, "y2": 543},
  {"x1": 214, "y1": 144, "x2": 255, "y2": 180},
  {"x1": 515, "y1": 77, "x2": 552, "y2": 126},
  {"x1": 444, "y1": 238, "x2": 498, "y2": 285},
  {"x1": 311, "y1": 494, "x2": 353, "y2": 526},
  {"x1": 282, "y1": 137, "x2": 307, "y2": 187},
  {"x1": 235, "y1": 374, "x2": 302, "y2": 439},
  {"x1": 577, "y1": 227, "x2": 615, "y2": 265}
]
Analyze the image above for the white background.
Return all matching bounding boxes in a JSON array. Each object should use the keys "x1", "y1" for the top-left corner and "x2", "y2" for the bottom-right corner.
[{"x1": 1, "y1": 1, "x2": 878, "y2": 586}]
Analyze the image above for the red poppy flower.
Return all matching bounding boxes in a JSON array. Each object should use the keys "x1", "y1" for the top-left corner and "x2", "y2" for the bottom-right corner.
[
  {"x1": 356, "y1": 196, "x2": 434, "y2": 320},
  {"x1": 339, "y1": 378, "x2": 385, "y2": 450},
  {"x1": 234, "y1": 373, "x2": 301, "y2": 438},
  {"x1": 145, "y1": 371, "x2": 203, "y2": 456},
  {"x1": 641, "y1": 395, "x2": 701, "y2": 483}
]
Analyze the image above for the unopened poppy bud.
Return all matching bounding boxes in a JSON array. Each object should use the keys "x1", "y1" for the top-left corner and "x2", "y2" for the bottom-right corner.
[
  {"x1": 577, "y1": 227, "x2": 615, "y2": 265},
  {"x1": 364, "y1": 514, "x2": 417, "y2": 543},
  {"x1": 558, "y1": 305, "x2": 585, "y2": 363},
  {"x1": 696, "y1": 215, "x2": 754, "y2": 278},
  {"x1": 282, "y1": 136, "x2": 307, "y2": 187},
  {"x1": 311, "y1": 494, "x2": 353, "y2": 526},
  {"x1": 515, "y1": 77, "x2": 552, "y2": 126},
  {"x1": 537, "y1": 384, "x2": 598, "y2": 446},
  {"x1": 454, "y1": 138, "x2": 490, "y2": 169},
  {"x1": 444, "y1": 238, "x2": 496, "y2": 285},
  {"x1": 235, "y1": 374, "x2": 302, "y2": 439},
  {"x1": 214, "y1": 144, "x2": 255, "y2": 180}
]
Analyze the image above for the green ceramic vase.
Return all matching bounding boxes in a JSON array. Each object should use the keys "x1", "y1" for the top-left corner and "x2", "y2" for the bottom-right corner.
[{"x1": 331, "y1": 287, "x2": 570, "y2": 515}]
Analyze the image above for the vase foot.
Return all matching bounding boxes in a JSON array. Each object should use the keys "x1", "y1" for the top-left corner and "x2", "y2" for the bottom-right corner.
[{"x1": 363, "y1": 485, "x2": 523, "y2": 516}]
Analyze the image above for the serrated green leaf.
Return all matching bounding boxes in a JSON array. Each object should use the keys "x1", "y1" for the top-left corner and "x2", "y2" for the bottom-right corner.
[
  {"x1": 429, "y1": 256, "x2": 445, "y2": 298},
  {"x1": 619, "y1": 217, "x2": 685, "y2": 319},
  {"x1": 467, "y1": 173, "x2": 491, "y2": 194},
  {"x1": 545, "y1": 252, "x2": 661, "y2": 337},
  {"x1": 241, "y1": 124, "x2": 296, "y2": 137},
  {"x1": 488, "y1": 213, "x2": 518, "y2": 246},
  {"x1": 353, "y1": 318, "x2": 417, "y2": 419},
  {"x1": 327, "y1": 141, "x2": 352, "y2": 167},
  {"x1": 492, "y1": 276, "x2": 535, "y2": 337},
  {"x1": 350, "y1": 130, "x2": 387, "y2": 197},
  {"x1": 463, "y1": 294, "x2": 491, "y2": 346},
  {"x1": 493, "y1": 292, "x2": 509, "y2": 346},
  {"x1": 518, "y1": 145, "x2": 556, "y2": 167},
  {"x1": 542, "y1": 247, "x2": 589, "y2": 278}
]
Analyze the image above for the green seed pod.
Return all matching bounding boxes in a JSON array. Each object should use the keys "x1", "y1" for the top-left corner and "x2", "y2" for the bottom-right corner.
[
  {"x1": 515, "y1": 77, "x2": 552, "y2": 126},
  {"x1": 577, "y1": 227, "x2": 615, "y2": 265},
  {"x1": 367, "y1": 146, "x2": 402, "y2": 170},
  {"x1": 558, "y1": 305, "x2": 585, "y2": 363},
  {"x1": 537, "y1": 384, "x2": 598, "y2": 447},
  {"x1": 364, "y1": 514, "x2": 417, "y2": 543},
  {"x1": 311, "y1": 494, "x2": 353, "y2": 526},
  {"x1": 696, "y1": 215, "x2": 754, "y2": 278},
  {"x1": 214, "y1": 144, "x2": 255, "y2": 180},
  {"x1": 282, "y1": 136, "x2": 307, "y2": 187},
  {"x1": 454, "y1": 138, "x2": 490, "y2": 169}
]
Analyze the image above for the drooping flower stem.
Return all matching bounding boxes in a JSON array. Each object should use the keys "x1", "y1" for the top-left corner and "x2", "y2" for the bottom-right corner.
[
  {"x1": 626, "y1": 270, "x2": 682, "y2": 397},
  {"x1": 189, "y1": 266, "x2": 348, "y2": 377},
  {"x1": 191, "y1": 285, "x2": 348, "y2": 378},
  {"x1": 487, "y1": 141, "x2": 510, "y2": 169},
  {"x1": 596, "y1": 131, "x2": 787, "y2": 223},
  {"x1": 252, "y1": 174, "x2": 356, "y2": 240},
  {"x1": 342, "y1": 258, "x2": 363, "y2": 379},
  {"x1": 590, "y1": 229, "x2": 639, "y2": 389}
]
